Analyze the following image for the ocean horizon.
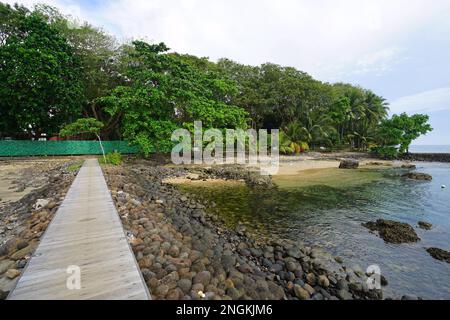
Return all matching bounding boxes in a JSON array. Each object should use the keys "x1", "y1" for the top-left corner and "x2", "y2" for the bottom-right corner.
[{"x1": 409, "y1": 145, "x2": 450, "y2": 153}]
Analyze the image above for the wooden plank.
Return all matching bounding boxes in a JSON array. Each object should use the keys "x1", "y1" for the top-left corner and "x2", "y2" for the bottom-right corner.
[{"x1": 8, "y1": 159, "x2": 150, "y2": 300}]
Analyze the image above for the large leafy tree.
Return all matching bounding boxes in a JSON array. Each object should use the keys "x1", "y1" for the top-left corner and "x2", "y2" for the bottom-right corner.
[
  {"x1": 33, "y1": 5, "x2": 122, "y2": 138},
  {"x1": 98, "y1": 41, "x2": 248, "y2": 154},
  {"x1": 0, "y1": 3, "x2": 83, "y2": 138},
  {"x1": 376, "y1": 113, "x2": 432, "y2": 154}
]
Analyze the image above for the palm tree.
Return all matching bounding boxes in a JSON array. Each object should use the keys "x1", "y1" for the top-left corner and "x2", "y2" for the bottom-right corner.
[{"x1": 297, "y1": 109, "x2": 336, "y2": 148}]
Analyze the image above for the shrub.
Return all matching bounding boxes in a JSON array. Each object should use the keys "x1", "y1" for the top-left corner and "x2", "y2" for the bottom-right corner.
[
  {"x1": 100, "y1": 151, "x2": 122, "y2": 165},
  {"x1": 370, "y1": 146, "x2": 399, "y2": 159}
]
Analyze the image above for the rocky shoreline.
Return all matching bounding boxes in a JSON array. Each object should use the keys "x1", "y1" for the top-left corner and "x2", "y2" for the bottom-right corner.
[
  {"x1": 2, "y1": 156, "x2": 438, "y2": 300},
  {"x1": 0, "y1": 160, "x2": 78, "y2": 299},
  {"x1": 399, "y1": 153, "x2": 450, "y2": 163},
  {"x1": 103, "y1": 160, "x2": 386, "y2": 300}
]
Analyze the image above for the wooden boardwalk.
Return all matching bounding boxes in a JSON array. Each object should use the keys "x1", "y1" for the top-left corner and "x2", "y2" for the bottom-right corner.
[{"x1": 8, "y1": 159, "x2": 150, "y2": 300}]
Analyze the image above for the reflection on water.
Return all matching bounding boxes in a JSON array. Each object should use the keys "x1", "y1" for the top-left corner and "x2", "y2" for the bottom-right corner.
[{"x1": 180, "y1": 163, "x2": 450, "y2": 299}]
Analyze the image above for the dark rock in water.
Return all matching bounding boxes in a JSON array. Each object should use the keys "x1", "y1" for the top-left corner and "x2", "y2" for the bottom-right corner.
[
  {"x1": 0, "y1": 289, "x2": 8, "y2": 300},
  {"x1": 362, "y1": 219, "x2": 420, "y2": 244},
  {"x1": 418, "y1": 221, "x2": 432, "y2": 230},
  {"x1": 380, "y1": 275, "x2": 388, "y2": 286},
  {"x1": 401, "y1": 164, "x2": 416, "y2": 169},
  {"x1": 401, "y1": 294, "x2": 419, "y2": 300},
  {"x1": 339, "y1": 159, "x2": 359, "y2": 169},
  {"x1": 426, "y1": 248, "x2": 450, "y2": 263},
  {"x1": 402, "y1": 172, "x2": 432, "y2": 181}
]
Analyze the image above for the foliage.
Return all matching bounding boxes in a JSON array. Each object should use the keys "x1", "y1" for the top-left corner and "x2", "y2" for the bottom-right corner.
[
  {"x1": 370, "y1": 146, "x2": 399, "y2": 159},
  {"x1": 0, "y1": 3, "x2": 83, "y2": 137},
  {"x1": 278, "y1": 128, "x2": 309, "y2": 155},
  {"x1": 375, "y1": 113, "x2": 433, "y2": 154},
  {"x1": 67, "y1": 162, "x2": 83, "y2": 172},
  {"x1": 99, "y1": 151, "x2": 122, "y2": 165},
  {"x1": 0, "y1": 4, "x2": 432, "y2": 155},
  {"x1": 97, "y1": 41, "x2": 248, "y2": 154},
  {"x1": 60, "y1": 117, "x2": 106, "y2": 161},
  {"x1": 60, "y1": 118, "x2": 104, "y2": 139}
]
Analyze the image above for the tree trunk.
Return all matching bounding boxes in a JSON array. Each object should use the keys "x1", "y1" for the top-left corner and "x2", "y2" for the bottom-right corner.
[{"x1": 96, "y1": 134, "x2": 107, "y2": 164}]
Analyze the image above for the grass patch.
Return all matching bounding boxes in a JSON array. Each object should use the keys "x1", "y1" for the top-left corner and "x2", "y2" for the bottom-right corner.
[
  {"x1": 98, "y1": 151, "x2": 122, "y2": 166},
  {"x1": 67, "y1": 162, "x2": 83, "y2": 172}
]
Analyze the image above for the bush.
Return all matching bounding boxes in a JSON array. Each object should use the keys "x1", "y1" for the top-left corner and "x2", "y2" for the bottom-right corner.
[
  {"x1": 100, "y1": 151, "x2": 122, "y2": 165},
  {"x1": 370, "y1": 146, "x2": 399, "y2": 159}
]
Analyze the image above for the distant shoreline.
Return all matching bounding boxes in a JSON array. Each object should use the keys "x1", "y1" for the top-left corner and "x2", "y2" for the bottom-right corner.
[
  {"x1": 409, "y1": 145, "x2": 450, "y2": 154},
  {"x1": 400, "y1": 152, "x2": 450, "y2": 163}
]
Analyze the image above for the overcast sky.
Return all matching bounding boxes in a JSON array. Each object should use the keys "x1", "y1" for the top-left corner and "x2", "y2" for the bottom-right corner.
[{"x1": 7, "y1": 0, "x2": 450, "y2": 144}]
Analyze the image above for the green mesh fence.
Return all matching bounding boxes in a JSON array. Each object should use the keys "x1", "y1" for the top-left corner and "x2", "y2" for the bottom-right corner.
[{"x1": 0, "y1": 140, "x2": 139, "y2": 157}]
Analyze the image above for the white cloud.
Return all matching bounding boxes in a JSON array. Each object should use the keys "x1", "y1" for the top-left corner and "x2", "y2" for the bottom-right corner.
[
  {"x1": 353, "y1": 47, "x2": 405, "y2": 76},
  {"x1": 389, "y1": 87, "x2": 450, "y2": 114},
  {"x1": 4, "y1": 0, "x2": 450, "y2": 81}
]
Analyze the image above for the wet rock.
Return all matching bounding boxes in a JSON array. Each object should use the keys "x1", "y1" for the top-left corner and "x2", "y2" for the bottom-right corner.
[
  {"x1": 177, "y1": 279, "x2": 192, "y2": 294},
  {"x1": 286, "y1": 248, "x2": 302, "y2": 259},
  {"x1": 0, "y1": 260, "x2": 15, "y2": 275},
  {"x1": 401, "y1": 294, "x2": 419, "y2": 300},
  {"x1": 380, "y1": 275, "x2": 388, "y2": 286},
  {"x1": 401, "y1": 164, "x2": 416, "y2": 169},
  {"x1": 339, "y1": 159, "x2": 359, "y2": 169},
  {"x1": 303, "y1": 283, "x2": 315, "y2": 296},
  {"x1": 225, "y1": 287, "x2": 243, "y2": 300},
  {"x1": 249, "y1": 248, "x2": 263, "y2": 257},
  {"x1": 168, "y1": 245, "x2": 180, "y2": 257},
  {"x1": 306, "y1": 273, "x2": 316, "y2": 286},
  {"x1": 193, "y1": 271, "x2": 212, "y2": 286},
  {"x1": 268, "y1": 281, "x2": 285, "y2": 300},
  {"x1": 294, "y1": 285, "x2": 310, "y2": 300},
  {"x1": 154, "y1": 284, "x2": 169, "y2": 297},
  {"x1": 0, "y1": 239, "x2": 18, "y2": 257},
  {"x1": 418, "y1": 221, "x2": 432, "y2": 230},
  {"x1": 9, "y1": 244, "x2": 36, "y2": 260},
  {"x1": 237, "y1": 264, "x2": 252, "y2": 273},
  {"x1": 0, "y1": 260, "x2": 16, "y2": 275},
  {"x1": 235, "y1": 224, "x2": 246, "y2": 236},
  {"x1": 318, "y1": 275, "x2": 330, "y2": 288},
  {"x1": 362, "y1": 219, "x2": 420, "y2": 244},
  {"x1": 286, "y1": 261, "x2": 298, "y2": 272},
  {"x1": 337, "y1": 289, "x2": 353, "y2": 300},
  {"x1": 33, "y1": 199, "x2": 50, "y2": 211},
  {"x1": 402, "y1": 172, "x2": 432, "y2": 181},
  {"x1": 334, "y1": 256, "x2": 343, "y2": 264},
  {"x1": 166, "y1": 288, "x2": 182, "y2": 300},
  {"x1": 239, "y1": 249, "x2": 251, "y2": 257},
  {"x1": 269, "y1": 263, "x2": 283, "y2": 273},
  {"x1": 5, "y1": 269, "x2": 20, "y2": 279},
  {"x1": 221, "y1": 255, "x2": 236, "y2": 271},
  {"x1": 0, "y1": 289, "x2": 7, "y2": 300},
  {"x1": 426, "y1": 248, "x2": 450, "y2": 263}
]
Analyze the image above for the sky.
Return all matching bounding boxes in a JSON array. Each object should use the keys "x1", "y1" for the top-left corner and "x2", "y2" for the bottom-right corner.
[{"x1": 6, "y1": 0, "x2": 450, "y2": 145}]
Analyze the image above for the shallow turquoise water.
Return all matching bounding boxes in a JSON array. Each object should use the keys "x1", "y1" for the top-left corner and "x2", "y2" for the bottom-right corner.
[{"x1": 182, "y1": 163, "x2": 450, "y2": 299}]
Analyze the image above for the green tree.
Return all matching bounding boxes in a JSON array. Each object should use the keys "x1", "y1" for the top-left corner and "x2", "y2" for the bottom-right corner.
[
  {"x1": 97, "y1": 41, "x2": 248, "y2": 155},
  {"x1": 60, "y1": 118, "x2": 106, "y2": 162},
  {"x1": 33, "y1": 5, "x2": 123, "y2": 138},
  {"x1": 376, "y1": 113, "x2": 433, "y2": 155},
  {"x1": 0, "y1": 3, "x2": 83, "y2": 138}
]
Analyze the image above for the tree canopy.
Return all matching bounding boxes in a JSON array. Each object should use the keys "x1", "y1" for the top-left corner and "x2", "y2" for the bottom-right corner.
[
  {"x1": 0, "y1": 3, "x2": 83, "y2": 137},
  {"x1": 375, "y1": 113, "x2": 433, "y2": 156},
  {"x1": 0, "y1": 3, "x2": 432, "y2": 155}
]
